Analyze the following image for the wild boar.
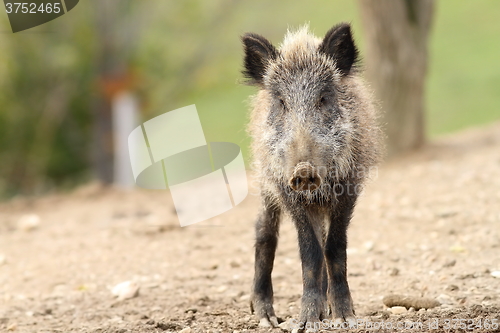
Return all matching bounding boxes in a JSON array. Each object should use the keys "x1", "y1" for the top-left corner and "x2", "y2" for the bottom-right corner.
[{"x1": 242, "y1": 23, "x2": 381, "y2": 330}]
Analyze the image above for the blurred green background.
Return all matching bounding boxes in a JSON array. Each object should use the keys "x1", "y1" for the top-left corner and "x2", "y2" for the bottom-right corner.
[{"x1": 0, "y1": 0, "x2": 499, "y2": 198}]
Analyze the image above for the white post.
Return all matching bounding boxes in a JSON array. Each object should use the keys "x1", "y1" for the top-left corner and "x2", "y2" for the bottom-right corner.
[{"x1": 112, "y1": 91, "x2": 139, "y2": 188}]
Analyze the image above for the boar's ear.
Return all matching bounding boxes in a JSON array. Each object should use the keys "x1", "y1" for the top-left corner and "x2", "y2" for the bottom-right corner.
[
  {"x1": 242, "y1": 33, "x2": 278, "y2": 85},
  {"x1": 319, "y1": 23, "x2": 359, "y2": 76}
]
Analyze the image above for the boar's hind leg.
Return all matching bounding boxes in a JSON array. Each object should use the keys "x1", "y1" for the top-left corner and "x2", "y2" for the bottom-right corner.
[
  {"x1": 251, "y1": 198, "x2": 281, "y2": 327},
  {"x1": 325, "y1": 185, "x2": 357, "y2": 321}
]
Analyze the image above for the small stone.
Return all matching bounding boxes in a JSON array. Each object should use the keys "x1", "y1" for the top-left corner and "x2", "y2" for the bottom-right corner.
[
  {"x1": 490, "y1": 271, "x2": 500, "y2": 278},
  {"x1": 449, "y1": 245, "x2": 466, "y2": 253},
  {"x1": 445, "y1": 284, "x2": 459, "y2": 292},
  {"x1": 239, "y1": 294, "x2": 250, "y2": 301},
  {"x1": 17, "y1": 214, "x2": 40, "y2": 231},
  {"x1": 388, "y1": 267, "x2": 399, "y2": 276},
  {"x1": 7, "y1": 323, "x2": 17, "y2": 331},
  {"x1": 111, "y1": 281, "x2": 139, "y2": 300},
  {"x1": 364, "y1": 241, "x2": 375, "y2": 251},
  {"x1": 179, "y1": 328, "x2": 191, "y2": 333},
  {"x1": 0, "y1": 254, "x2": 6, "y2": 265},
  {"x1": 389, "y1": 306, "x2": 407, "y2": 314},
  {"x1": 368, "y1": 259, "x2": 381, "y2": 271},
  {"x1": 278, "y1": 319, "x2": 291, "y2": 330},
  {"x1": 216, "y1": 285, "x2": 227, "y2": 293},
  {"x1": 443, "y1": 259, "x2": 456, "y2": 268},
  {"x1": 436, "y1": 294, "x2": 453, "y2": 305},
  {"x1": 437, "y1": 210, "x2": 457, "y2": 218},
  {"x1": 408, "y1": 307, "x2": 416, "y2": 312},
  {"x1": 457, "y1": 273, "x2": 475, "y2": 280}
]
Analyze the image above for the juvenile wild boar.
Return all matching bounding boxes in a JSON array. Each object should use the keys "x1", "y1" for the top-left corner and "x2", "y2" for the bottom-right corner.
[{"x1": 242, "y1": 23, "x2": 381, "y2": 329}]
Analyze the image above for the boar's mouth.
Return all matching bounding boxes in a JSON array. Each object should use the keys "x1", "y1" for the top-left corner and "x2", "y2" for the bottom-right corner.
[{"x1": 288, "y1": 161, "x2": 322, "y2": 192}]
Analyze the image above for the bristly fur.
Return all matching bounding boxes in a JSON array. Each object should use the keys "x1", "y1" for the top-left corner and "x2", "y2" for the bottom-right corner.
[
  {"x1": 244, "y1": 23, "x2": 382, "y2": 326},
  {"x1": 246, "y1": 24, "x2": 381, "y2": 207}
]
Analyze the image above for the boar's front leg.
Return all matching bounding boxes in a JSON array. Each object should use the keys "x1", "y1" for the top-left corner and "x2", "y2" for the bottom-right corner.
[
  {"x1": 251, "y1": 197, "x2": 281, "y2": 327},
  {"x1": 325, "y1": 182, "x2": 357, "y2": 322},
  {"x1": 289, "y1": 207, "x2": 326, "y2": 330}
]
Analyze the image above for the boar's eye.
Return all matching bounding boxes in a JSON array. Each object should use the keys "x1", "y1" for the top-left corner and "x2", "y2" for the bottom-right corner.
[
  {"x1": 319, "y1": 90, "x2": 335, "y2": 108},
  {"x1": 278, "y1": 97, "x2": 286, "y2": 109},
  {"x1": 319, "y1": 95, "x2": 330, "y2": 108}
]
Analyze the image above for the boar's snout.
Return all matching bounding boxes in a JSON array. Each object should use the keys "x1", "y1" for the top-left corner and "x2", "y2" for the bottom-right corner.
[{"x1": 289, "y1": 162, "x2": 322, "y2": 192}]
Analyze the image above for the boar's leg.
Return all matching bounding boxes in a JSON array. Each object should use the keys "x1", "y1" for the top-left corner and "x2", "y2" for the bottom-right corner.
[
  {"x1": 251, "y1": 197, "x2": 281, "y2": 327},
  {"x1": 289, "y1": 207, "x2": 327, "y2": 328},
  {"x1": 321, "y1": 264, "x2": 330, "y2": 315},
  {"x1": 325, "y1": 182, "x2": 357, "y2": 321}
]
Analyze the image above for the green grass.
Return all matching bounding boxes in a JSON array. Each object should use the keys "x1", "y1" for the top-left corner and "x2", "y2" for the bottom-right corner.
[{"x1": 427, "y1": 0, "x2": 500, "y2": 136}]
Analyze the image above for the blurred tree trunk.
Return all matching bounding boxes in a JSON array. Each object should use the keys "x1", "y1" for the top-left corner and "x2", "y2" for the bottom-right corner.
[{"x1": 358, "y1": 0, "x2": 434, "y2": 156}]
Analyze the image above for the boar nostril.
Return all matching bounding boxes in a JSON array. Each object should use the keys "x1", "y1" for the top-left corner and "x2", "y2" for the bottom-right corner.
[{"x1": 289, "y1": 162, "x2": 322, "y2": 192}]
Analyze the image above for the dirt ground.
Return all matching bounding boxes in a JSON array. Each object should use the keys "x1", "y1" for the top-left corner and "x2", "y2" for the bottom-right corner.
[{"x1": 1, "y1": 122, "x2": 500, "y2": 333}]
